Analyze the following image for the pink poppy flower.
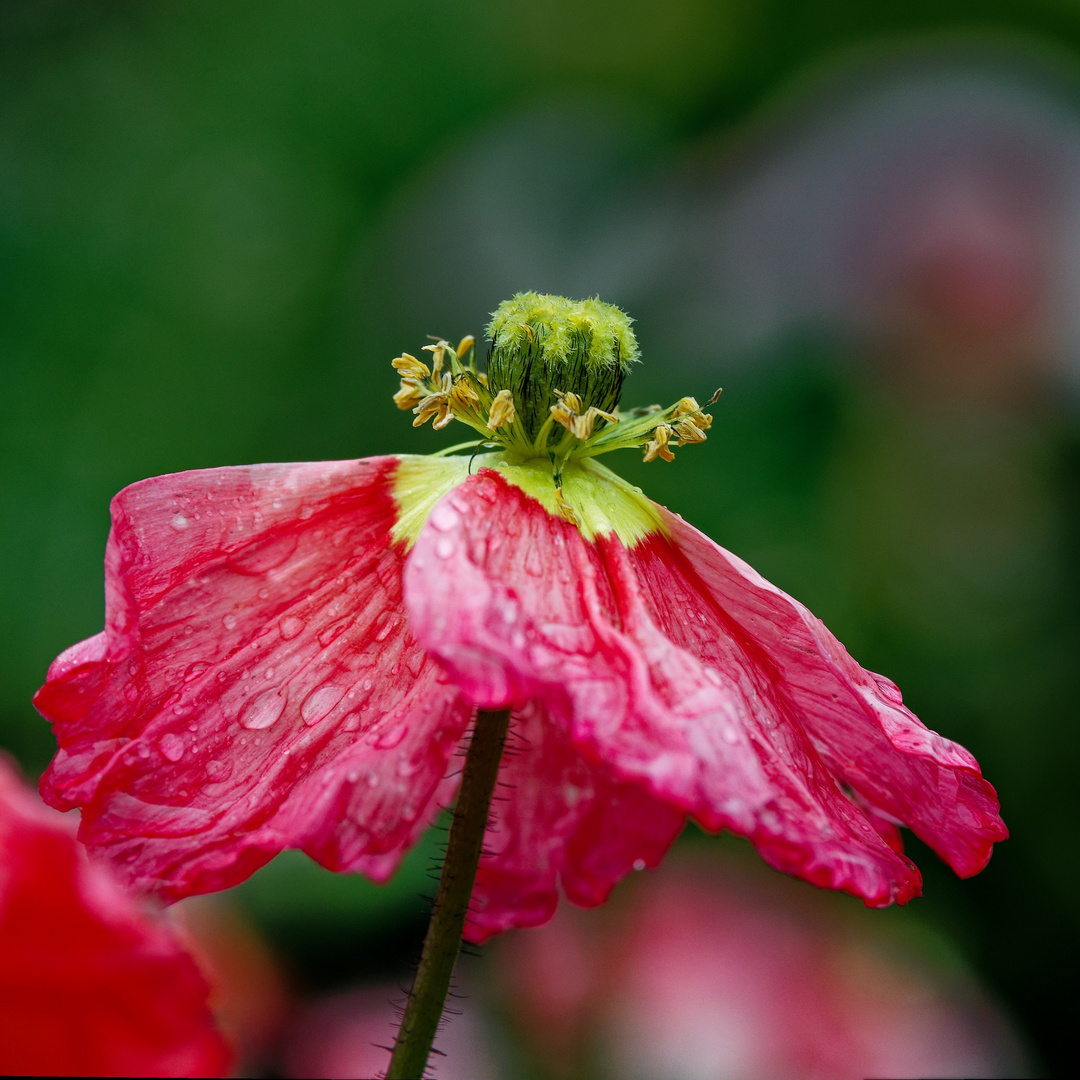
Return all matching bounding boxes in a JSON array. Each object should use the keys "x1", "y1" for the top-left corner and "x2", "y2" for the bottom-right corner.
[
  {"x1": 0, "y1": 756, "x2": 232, "y2": 1077},
  {"x1": 34, "y1": 293, "x2": 1006, "y2": 943}
]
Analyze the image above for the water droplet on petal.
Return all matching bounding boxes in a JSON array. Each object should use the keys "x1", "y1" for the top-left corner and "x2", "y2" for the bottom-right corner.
[
  {"x1": 184, "y1": 661, "x2": 211, "y2": 683},
  {"x1": 435, "y1": 537, "x2": 455, "y2": 559},
  {"x1": 429, "y1": 503, "x2": 458, "y2": 532},
  {"x1": 171, "y1": 515, "x2": 189, "y2": 531},
  {"x1": 373, "y1": 612, "x2": 399, "y2": 642},
  {"x1": 258, "y1": 587, "x2": 271, "y2": 600},
  {"x1": 240, "y1": 688, "x2": 287, "y2": 730},
  {"x1": 206, "y1": 759, "x2": 232, "y2": 781},
  {"x1": 279, "y1": 616, "x2": 306, "y2": 640},
  {"x1": 222, "y1": 614, "x2": 239, "y2": 631},
  {"x1": 301, "y1": 684, "x2": 346, "y2": 726},
  {"x1": 633, "y1": 858, "x2": 646, "y2": 871},
  {"x1": 374, "y1": 725, "x2": 406, "y2": 749},
  {"x1": 159, "y1": 733, "x2": 185, "y2": 761}
]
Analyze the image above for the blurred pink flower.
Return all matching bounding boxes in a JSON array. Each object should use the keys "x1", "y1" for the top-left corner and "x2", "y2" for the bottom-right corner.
[
  {"x1": 281, "y1": 984, "x2": 497, "y2": 1080},
  {"x1": 495, "y1": 852, "x2": 1031, "y2": 1080},
  {"x1": 0, "y1": 756, "x2": 232, "y2": 1078},
  {"x1": 34, "y1": 449, "x2": 1005, "y2": 940}
]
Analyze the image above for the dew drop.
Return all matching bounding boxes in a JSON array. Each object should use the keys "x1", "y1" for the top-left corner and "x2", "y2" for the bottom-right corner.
[
  {"x1": 373, "y1": 612, "x2": 399, "y2": 642},
  {"x1": 124, "y1": 684, "x2": 139, "y2": 703},
  {"x1": 279, "y1": 616, "x2": 306, "y2": 640},
  {"x1": 301, "y1": 684, "x2": 346, "y2": 726},
  {"x1": 159, "y1": 733, "x2": 185, "y2": 761},
  {"x1": 206, "y1": 759, "x2": 232, "y2": 781},
  {"x1": 633, "y1": 858, "x2": 646, "y2": 871},
  {"x1": 374, "y1": 725, "x2": 406, "y2": 750},
  {"x1": 429, "y1": 503, "x2": 458, "y2": 532},
  {"x1": 240, "y1": 688, "x2": 287, "y2": 730},
  {"x1": 222, "y1": 614, "x2": 239, "y2": 631},
  {"x1": 258, "y1": 587, "x2": 270, "y2": 600},
  {"x1": 171, "y1": 514, "x2": 189, "y2": 531},
  {"x1": 183, "y1": 624, "x2": 195, "y2": 636},
  {"x1": 264, "y1": 667, "x2": 275, "y2": 680},
  {"x1": 396, "y1": 759, "x2": 419, "y2": 778},
  {"x1": 184, "y1": 661, "x2": 211, "y2": 683},
  {"x1": 435, "y1": 536, "x2": 455, "y2": 560},
  {"x1": 136, "y1": 743, "x2": 150, "y2": 759}
]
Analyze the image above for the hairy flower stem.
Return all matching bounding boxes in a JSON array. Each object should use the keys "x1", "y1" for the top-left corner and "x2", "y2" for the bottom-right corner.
[{"x1": 386, "y1": 707, "x2": 512, "y2": 1079}]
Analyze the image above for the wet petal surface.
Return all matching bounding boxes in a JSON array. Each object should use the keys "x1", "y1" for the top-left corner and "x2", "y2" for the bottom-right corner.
[
  {"x1": 405, "y1": 468, "x2": 1006, "y2": 906},
  {"x1": 36, "y1": 457, "x2": 471, "y2": 899}
]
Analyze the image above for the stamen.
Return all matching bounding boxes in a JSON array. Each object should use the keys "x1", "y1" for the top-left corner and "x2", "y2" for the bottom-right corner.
[
  {"x1": 643, "y1": 423, "x2": 676, "y2": 463},
  {"x1": 555, "y1": 486, "x2": 580, "y2": 525},
  {"x1": 488, "y1": 389, "x2": 516, "y2": 430},
  {"x1": 449, "y1": 376, "x2": 480, "y2": 410},
  {"x1": 422, "y1": 340, "x2": 451, "y2": 378},
  {"x1": 456, "y1": 335, "x2": 475, "y2": 359},
  {"x1": 673, "y1": 417, "x2": 708, "y2": 444},
  {"x1": 394, "y1": 380, "x2": 426, "y2": 411},
  {"x1": 392, "y1": 353, "x2": 431, "y2": 380}
]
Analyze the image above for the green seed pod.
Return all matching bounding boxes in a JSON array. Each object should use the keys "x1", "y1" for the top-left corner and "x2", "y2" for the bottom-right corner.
[{"x1": 485, "y1": 292, "x2": 638, "y2": 448}]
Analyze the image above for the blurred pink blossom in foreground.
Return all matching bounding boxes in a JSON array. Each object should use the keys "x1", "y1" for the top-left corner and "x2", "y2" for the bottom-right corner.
[
  {"x1": 494, "y1": 850, "x2": 1031, "y2": 1080},
  {"x1": 0, "y1": 757, "x2": 231, "y2": 1077}
]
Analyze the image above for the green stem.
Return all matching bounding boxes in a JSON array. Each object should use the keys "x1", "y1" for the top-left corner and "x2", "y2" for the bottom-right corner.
[{"x1": 386, "y1": 707, "x2": 512, "y2": 1079}]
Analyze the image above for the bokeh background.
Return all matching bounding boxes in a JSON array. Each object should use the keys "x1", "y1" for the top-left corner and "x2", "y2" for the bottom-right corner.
[{"x1": 3, "y1": 2, "x2": 1079, "y2": 1076}]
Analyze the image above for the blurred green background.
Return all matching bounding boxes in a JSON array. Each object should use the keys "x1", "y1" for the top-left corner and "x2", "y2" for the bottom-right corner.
[{"x1": 3, "y1": 1, "x2": 1079, "y2": 1076}]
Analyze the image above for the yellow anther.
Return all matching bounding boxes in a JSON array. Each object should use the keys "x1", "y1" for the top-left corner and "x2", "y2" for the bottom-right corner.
[
  {"x1": 477, "y1": 372, "x2": 489, "y2": 387},
  {"x1": 571, "y1": 406, "x2": 619, "y2": 441},
  {"x1": 456, "y1": 335, "x2": 475, "y2": 359},
  {"x1": 673, "y1": 417, "x2": 708, "y2": 444},
  {"x1": 449, "y1": 376, "x2": 480, "y2": 410},
  {"x1": 394, "y1": 380, "x2": 426, "y2": 411},
  {"x1": 557, "y1": 390, "x2": 584, "y2": 413},
  {"x1": 555, "y1": 486, "x2": 580, "y2": 525},
  {"x1": 413, "y1": 374, "x2": 454, "y2": 429},
  {"x1": 488, "y1": 389, "x2": 516, "y2": 430},
  {"x1": 392, "y1": 352, "x2": 431, "y2": 380},
  {"x1": 672, "y1": 396, "x2": 701, "y2": 417},
  {"x1": 550, "y1": 389, "x2": 582, "y2": 434},
  {"x1": 422, "y1": 340, "x2": 451, "y2": 377},
  {"x1": 643, "y1": 423, "x2": 676, "y2": 463}
]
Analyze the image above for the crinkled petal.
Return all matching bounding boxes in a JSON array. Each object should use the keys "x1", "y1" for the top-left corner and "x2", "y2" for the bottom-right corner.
[
  {"x1": 466, "y1": 700, "x2": 685, "y2": 944},
  {"x1": 0, "y1": 758, "x2": 232, "y2": 1077},
  {"x1": 405, "y1": 470, "x2": 1003, "y2": 906},
  {"x1": 35, "y1": 457, "x2": 472, "y2": 900},
  {"x1": 654, "y1": 508, "x2": 1008, "y2": 877}
]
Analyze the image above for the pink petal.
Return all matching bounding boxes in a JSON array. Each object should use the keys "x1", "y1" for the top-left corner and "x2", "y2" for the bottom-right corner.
[
  {"x1": 405, "y1": 470, "x2": 1005, "y2": 907},
  {"x1": 465, "y1": 700, "x2": 685, "y2": 944},
  {"x1": 0, "y1": 758, "x2": 232, "y2": 1077},
  {"x1": 35, "y1": 457, "x2": 472, "y2": 900},
  {"x1": 655, "y1": 509, "x2": 1007, "y2": 878}
]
